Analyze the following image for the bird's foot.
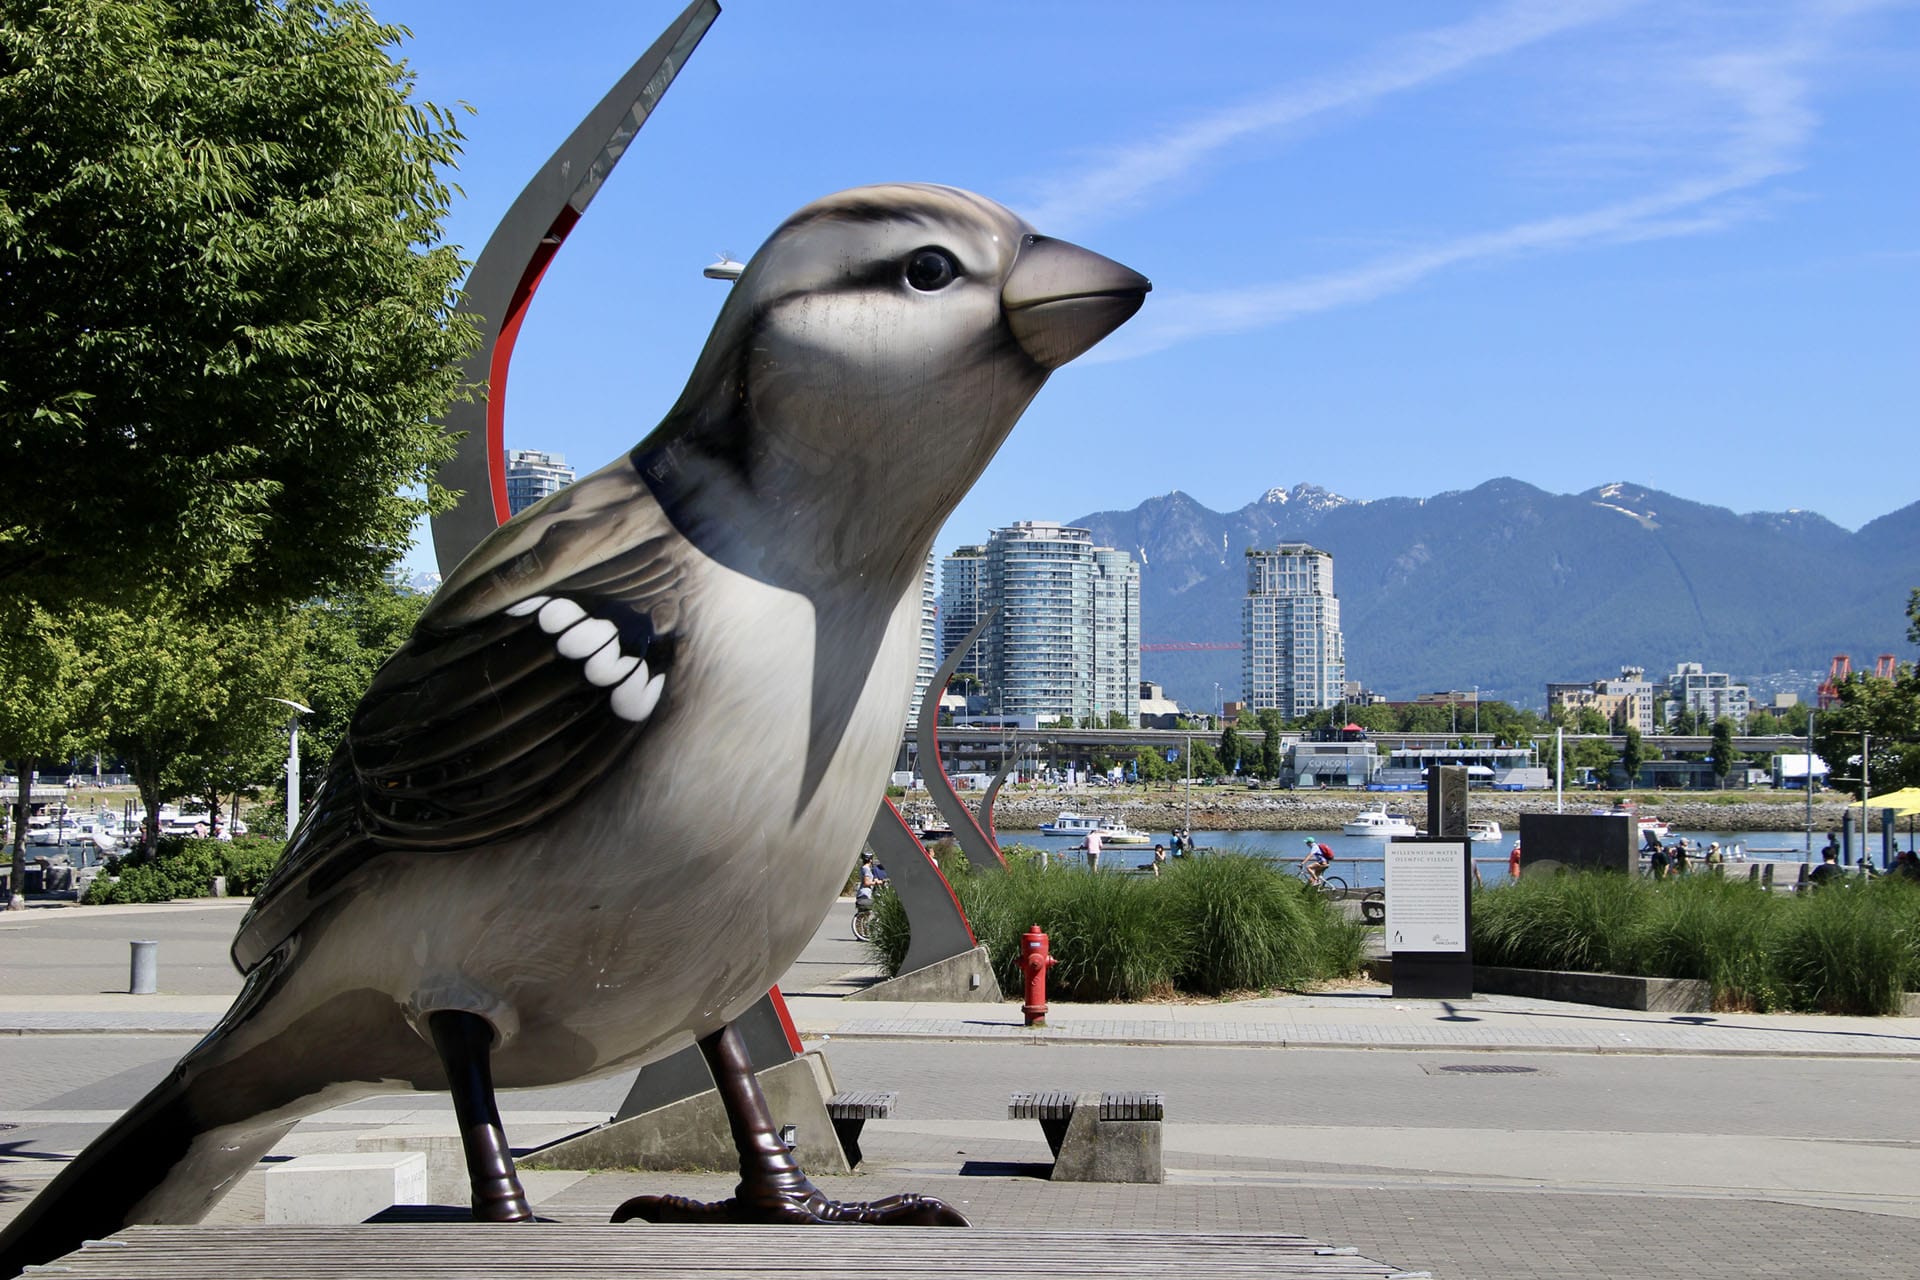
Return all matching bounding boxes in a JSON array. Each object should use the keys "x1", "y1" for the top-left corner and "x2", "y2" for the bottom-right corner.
[{"x1": 611, "y1": 1186, "x2": 967, "y2": 1226}]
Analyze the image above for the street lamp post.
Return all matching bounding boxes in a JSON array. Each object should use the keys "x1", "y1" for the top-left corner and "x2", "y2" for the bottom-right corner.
[{"x1": 268, "y1": 698, "x2": 313, "y2": 839}]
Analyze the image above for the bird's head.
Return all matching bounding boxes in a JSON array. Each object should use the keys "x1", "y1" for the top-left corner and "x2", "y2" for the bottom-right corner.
[{"x1": 636, "y1": 183, "x2": 1148, "y2": 587}]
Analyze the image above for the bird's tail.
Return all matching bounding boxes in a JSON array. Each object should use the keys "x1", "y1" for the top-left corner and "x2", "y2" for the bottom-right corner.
[
  {"x1": 0, "y1": 1055, "x2": 296, "y2": 1277},
  {"x1": 0, "y1": 952, "x2": 398, "y2": 1278}
]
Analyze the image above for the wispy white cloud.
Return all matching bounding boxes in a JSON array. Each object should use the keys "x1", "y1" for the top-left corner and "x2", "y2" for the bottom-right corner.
[
  {"x1": 1021, "y1": 0, "x2": 1647, "y2": 232},
  {"x1": 1091, "y1": 4, "x2": 1884, "y2": 363}
]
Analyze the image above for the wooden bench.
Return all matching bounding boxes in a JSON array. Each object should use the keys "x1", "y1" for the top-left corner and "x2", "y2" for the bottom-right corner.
[
  {"x1": 1009, "y1": 1090, "x2": 1164, "y2": 1183},
  {"x1": 49, "y1": 1223, "x2": 1409, "y2": 1278},
  {"x1": 823, "y1": 1089, "x2": 895, "y2": 1167},
  {"x1": 1007, "y1": 1088, "x2": 1079, "y2": 1157}
]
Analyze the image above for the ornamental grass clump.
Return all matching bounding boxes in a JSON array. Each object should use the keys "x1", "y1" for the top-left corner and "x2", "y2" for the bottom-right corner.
[
  {"x1": 1471, "y1": 870, "x2": 1920, "y2": 1015},
  {"x1": 1163, "y1": 853, "x2": 1358, "y2": 994},
  {"x1": 865, "y1": 849, "x2": 1363, "y2": 1000},
  {"x1": 1472, "y1": 870, "x2": 1645, "y2": 973},
  {"x1": 1626, "y1": 873, "x2": 1779, "y2": 1010},
  {"x1": 1766, "y1": 879, "x2": 1920, "y2": 1015}
]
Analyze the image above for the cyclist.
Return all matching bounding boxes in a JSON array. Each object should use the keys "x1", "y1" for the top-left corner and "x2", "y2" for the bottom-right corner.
[
  {"x1": 1300, "y1": 837, "x2": 1335, "y2": 887},
  {"x1": 855, "y1": 852, "x2": 882, "y2": 908}
]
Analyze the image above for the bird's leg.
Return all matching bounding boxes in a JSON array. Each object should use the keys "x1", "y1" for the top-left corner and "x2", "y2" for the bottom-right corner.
[
  {"x1": 427, "y1": 1010, "x2": 533, "y2": 1222},
  {"x1": 610, "y1": 1022, "x2": 967, "y2": 1227}
]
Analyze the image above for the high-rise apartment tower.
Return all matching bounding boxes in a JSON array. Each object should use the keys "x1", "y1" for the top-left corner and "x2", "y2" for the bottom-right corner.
[{"x1": 1242, "y1": 543, "x2": 1346, "y2": 718}]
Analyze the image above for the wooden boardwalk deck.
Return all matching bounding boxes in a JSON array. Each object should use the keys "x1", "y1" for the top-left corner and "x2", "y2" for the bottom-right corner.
[{"x1": 42, "y1": 1224, "x2": 1412, "y2": 1278}]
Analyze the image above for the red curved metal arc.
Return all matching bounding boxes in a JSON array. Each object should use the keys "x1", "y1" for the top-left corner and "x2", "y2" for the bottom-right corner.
[{"x1": 480, "y1": 205, "x2": 581, "y2": 525}]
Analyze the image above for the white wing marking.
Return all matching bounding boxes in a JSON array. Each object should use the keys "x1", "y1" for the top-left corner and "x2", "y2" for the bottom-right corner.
[
  {"x1": 557, "y1": 617, "x2": 618, "y2": 660},
  {"x1": 537, "y1": 598, "x2": 588, "y2": 633}
]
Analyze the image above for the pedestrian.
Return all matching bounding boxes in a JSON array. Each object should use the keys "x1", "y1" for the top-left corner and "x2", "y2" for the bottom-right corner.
[
  {"x1": 1084, "y1": 826, "x2": 1103, "y2": 872},
  {"x1": 1507, "y1": 841, "x2": 1522, "y2": 881},
  {"x1": 1151, "y1": 843, "x2": 1167, "y2": 878},
  {"x1": 1821, "y1": 833, "x2": 1840, "y2": 864},
  {"x1": 1809, "y1": 846, "x2": 1842, "y2": 887},
  {"x1": 1704, "y1": 841, "x2": 1723, "y2": 868},
  {"x1": 1648, "y1": 841, "x2": 1670, "y2": 879},
  {"x1": 1669, "y1": 842, "x2": 1690, "y2": 876}
]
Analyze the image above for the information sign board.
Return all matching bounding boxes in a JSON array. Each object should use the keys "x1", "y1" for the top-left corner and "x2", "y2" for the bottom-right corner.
[{"x1": 1385, "y1": 839, "x2": 1468, "y2": 953}]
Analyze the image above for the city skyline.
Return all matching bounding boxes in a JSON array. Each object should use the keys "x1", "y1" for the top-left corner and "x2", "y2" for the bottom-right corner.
[{"x1": 385, "y1": 1, "x2": 1919, "y2": 582}]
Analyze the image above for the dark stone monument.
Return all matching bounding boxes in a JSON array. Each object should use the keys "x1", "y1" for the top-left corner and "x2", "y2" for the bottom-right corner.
[
  {"x1": 1515, "y1": 813, "x2": 1634, "y2": 876},
  {"x1": 1390, "y1": 767, "x2": 1473, "y2": 999}
]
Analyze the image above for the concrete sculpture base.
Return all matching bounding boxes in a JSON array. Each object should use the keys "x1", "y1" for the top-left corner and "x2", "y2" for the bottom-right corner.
[
  {"x1": 844, "y1": 946, "x2": 1002, "y2": 1003},
  {"x1": 524, "y1": 1054, "x2": 849, "y2": 1176}
]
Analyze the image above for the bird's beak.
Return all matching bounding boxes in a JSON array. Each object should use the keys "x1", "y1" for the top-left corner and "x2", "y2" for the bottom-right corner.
[{"x1": 1003, "y1": 235, "x2": 1151, "y2": 369}]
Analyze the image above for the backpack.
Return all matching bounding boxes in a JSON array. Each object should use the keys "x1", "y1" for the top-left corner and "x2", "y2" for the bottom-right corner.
[{"x1": 1319, "y1": 843, "x2": 1335, "y2": 862}]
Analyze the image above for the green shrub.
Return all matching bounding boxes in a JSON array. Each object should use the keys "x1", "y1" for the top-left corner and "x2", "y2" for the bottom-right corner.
[{"x1": 85, "y1": 835, "x2": 285, "y2": 905}]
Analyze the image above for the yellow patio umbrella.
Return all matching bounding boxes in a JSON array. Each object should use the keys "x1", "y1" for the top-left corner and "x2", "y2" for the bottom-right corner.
[{"x1": 1864, "y1": 786, "x2": 1920, "y2": 817}]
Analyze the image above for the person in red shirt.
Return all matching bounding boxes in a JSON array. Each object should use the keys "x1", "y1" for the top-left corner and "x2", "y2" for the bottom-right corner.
[{"x1": 1508, "y1": 842, "x2": 1523, "y2": 881}]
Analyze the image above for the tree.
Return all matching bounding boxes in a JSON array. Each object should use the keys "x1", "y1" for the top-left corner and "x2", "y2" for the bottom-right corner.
[
  {"x1": 1709, "y1": 717, "x2": 1736, "y2": 788},
  {"x1": 1620, "y1": 725, "x2": 1645, "y2": 787},
  {"x1": 1575, "y1": 707, "x2": 1610, "y2": 736},
  {"x1": 1672, "y1": 707, "x2": 1699, "y2": 736},
  {"x1": 1218, "y1": 724, "x2": 1242, "y2": 774},
  {"x1": 0, "y1": 0, "x2": 477, "y2": 611},
  {"x1": 1256, "y1": 709, "x2": 1284, "y2": 780},
  {"x1": 87, "y1": 604, "x2": 305, "y2": 852},
  {"x1": 1816, "y1": 664, "x2": 1920, "y2": 798},
  {"x1": 1185, "y1": 741, "x2": 1222, "y2": 778},
  {"x1": 1571, "y1": 736, "x2": 1616, "y2": 783},
  {"x1": 0, "y1": 603, "x2": 95, "y2": 906},
  {"x1": 291, "y1": 580, "x2": 430, "y2": 789}
]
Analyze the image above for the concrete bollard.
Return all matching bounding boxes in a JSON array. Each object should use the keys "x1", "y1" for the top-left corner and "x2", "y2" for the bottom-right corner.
[{"x1": 129, "y1": 940, "x2": 158, "y2": 995}]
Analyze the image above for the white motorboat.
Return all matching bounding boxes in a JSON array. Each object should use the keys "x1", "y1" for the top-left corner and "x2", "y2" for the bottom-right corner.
[
  {"x1": 1343, "y1": 805, "x2": 1419, "y2": 837},
  {"x1": 1466, "y1": 819, "x2": 1503, "y2": 842},
  {"x1": 1097, "y1": 821, "x2": 1151, "y2": 846},
  {"x1": 1039, "y1": 812, "x2": 1116, "y2": 838}
]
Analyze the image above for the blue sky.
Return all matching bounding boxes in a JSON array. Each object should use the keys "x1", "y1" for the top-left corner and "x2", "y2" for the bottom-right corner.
[{"x1": 381, "y1": 0, "x2": 1918, "y2": 581}]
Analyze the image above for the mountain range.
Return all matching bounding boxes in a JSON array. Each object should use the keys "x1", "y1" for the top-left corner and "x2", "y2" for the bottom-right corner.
[{"x1": 1071, "y1": 480, "x2": 1920, "y2": 712}]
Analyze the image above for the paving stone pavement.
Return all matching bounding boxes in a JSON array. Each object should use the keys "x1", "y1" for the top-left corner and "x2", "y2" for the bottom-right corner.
[{"x1": 5, "y1": 898, "x2": 1920, "y2": 1277}]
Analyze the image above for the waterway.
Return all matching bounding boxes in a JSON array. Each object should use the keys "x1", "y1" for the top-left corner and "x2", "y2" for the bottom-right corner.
[{"x1": 1017, "y1": 826, "x2": 1872, "y2": 889}]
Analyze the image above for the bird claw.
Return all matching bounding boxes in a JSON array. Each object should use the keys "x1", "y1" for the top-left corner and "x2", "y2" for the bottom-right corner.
[{"x1": 611, "y1": 1189, "x2": 968, "y2": 1227}]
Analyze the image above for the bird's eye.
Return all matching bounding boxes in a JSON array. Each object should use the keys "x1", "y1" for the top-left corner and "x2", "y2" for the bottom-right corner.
[{"x1": 905, "y1": 248, "x2": 958, "y2": 292}]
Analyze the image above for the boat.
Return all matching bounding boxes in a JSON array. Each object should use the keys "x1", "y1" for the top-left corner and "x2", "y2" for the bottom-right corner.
[
  {"x1": 1343, "y1": 805, "x2": 1418, "y2": 837},
  {"x1": 1038, "y1": 812, "x2": 1116, "y2": 838},
  {"x1": 1600, "y1": 801, "x2": 1668, "y2": 841},
  {"x1": 1466, "y1": 819, "x2": 1503, "y2": 843},
  {"x1": 1097, "y1": 821, "x2": 1151, "y2": 846}
]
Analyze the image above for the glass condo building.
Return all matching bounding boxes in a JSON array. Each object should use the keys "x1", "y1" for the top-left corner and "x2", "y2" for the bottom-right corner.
[{"x1": 1242, "y1": 543, "x2": 1346, "y2": 718}]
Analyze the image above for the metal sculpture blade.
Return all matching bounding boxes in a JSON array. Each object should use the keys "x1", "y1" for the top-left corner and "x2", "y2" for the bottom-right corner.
[
  {"x1": 916, "y1": 608, "x2": 1006, "y2": 872},
  {"x1": 431, "y1": 0, "x2": 720, "y2": 572}
]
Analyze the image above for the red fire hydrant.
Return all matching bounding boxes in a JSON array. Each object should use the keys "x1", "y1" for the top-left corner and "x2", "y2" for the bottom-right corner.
[{"x1": 1021, "y1": 924, "x2": 1056, "y2": 1026}]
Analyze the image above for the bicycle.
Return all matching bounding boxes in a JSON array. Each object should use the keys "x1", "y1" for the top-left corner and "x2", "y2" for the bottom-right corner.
[
  {"x1": 851, "y1": 883, "x2": 888, "y2": 940},
  {"x1": 1293, "y1": 864, "x2": 1347, "y2": 900}
]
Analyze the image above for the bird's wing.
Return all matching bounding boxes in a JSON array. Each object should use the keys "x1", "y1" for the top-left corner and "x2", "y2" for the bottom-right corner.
[{"x1": 233, "y1": 463, "x2": 686, "y2": 971}]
